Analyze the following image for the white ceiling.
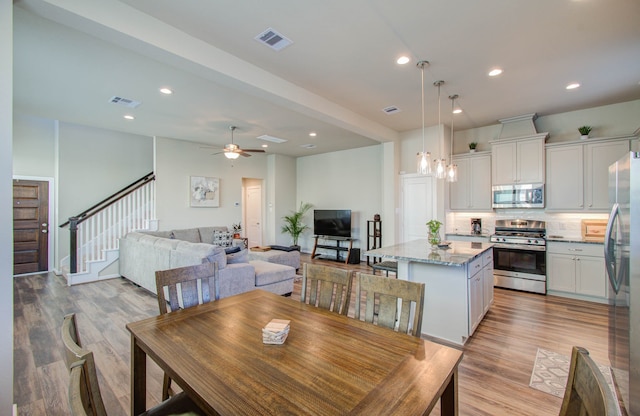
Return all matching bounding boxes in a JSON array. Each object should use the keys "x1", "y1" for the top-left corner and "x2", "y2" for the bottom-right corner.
[{"x1": 13, "y1": 0, "x2": 640, "y2": 157}]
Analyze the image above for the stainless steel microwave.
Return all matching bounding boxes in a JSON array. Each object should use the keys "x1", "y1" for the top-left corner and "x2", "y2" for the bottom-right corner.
[{"x1": 492, "y1": 183, "x2": 544, "y2": 208}]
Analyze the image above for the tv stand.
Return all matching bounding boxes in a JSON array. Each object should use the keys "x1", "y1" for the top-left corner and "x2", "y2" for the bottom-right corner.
[{"x1": 311, "y1": 235, "x2": 353, "y2": 264}]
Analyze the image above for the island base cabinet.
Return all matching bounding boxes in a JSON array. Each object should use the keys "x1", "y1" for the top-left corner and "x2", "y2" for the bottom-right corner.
[{"x1": 468, "y1": 271, "x2": 483, "y2": 335}]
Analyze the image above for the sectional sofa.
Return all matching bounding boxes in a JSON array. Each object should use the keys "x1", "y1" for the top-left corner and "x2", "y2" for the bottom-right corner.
[{"x1": 118, "y1": 226, "x2": 295, "y2": 298}]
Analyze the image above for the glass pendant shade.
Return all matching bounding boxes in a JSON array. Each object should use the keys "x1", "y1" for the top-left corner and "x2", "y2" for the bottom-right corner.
[
  {"x1": 224, "y1": 151, "x2": 240, "y2": 160},
  {"x1": 435, "y1": 158, "x2": 446, "y2": 179},
  {"x1": 417, "y1": 151, "x2": 431, "y2": 174},
  {"x1": 446, "y1": 163, "x2": 458, "y2": 182}
]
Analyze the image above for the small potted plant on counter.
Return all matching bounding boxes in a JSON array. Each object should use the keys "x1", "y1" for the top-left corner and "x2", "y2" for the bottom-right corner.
[
  {"x1": 426, "y1": 219, "x2": 442, "y2": 249},
  {"x1": 468, "y1": 142, "x2": 478, "y2": 153},
  {"x1": 578, "y1": 125, "x2": 592, "y2": 139}
]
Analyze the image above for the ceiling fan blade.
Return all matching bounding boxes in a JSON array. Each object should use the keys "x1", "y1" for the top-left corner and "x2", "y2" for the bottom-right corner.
[
  {"x1": 239, "y1": 151, "x2": 252, "y2": 157},
  {"x1": 241, "y1": 149, "x2": 266, "y2": 153}
]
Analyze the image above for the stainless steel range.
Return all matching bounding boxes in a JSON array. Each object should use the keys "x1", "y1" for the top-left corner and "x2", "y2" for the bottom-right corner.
[{"x1": 490, "y1": 219, "x2": 546, "y2": 294}]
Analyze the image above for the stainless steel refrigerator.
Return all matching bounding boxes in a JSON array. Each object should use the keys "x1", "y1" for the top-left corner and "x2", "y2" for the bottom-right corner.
[{"x1": 606, "y1": 151, "x2": 639, "y2": 415}]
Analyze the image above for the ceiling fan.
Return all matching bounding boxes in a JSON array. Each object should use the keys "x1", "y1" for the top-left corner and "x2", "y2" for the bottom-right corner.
[{"x1": 213, "y1": 126, "x2": 266, "y2": 159}]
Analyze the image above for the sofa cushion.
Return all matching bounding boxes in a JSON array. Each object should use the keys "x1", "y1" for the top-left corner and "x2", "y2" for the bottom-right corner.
[
  {"x1": 141, "y1": 230, "x2": 172, "y2": 239},
  {"x1": 171, "y1": 228, "x2": 201, "y2": 243},
  {"x1": 225, "y1": 245, "x2": 241, "y2": 254},
  {"x1": 172, "y1": 241, "x2": 227, "y2": 269},
  {"x1": 247, "y1": 249, "x2": 300, "y2": 270},
  {"x1": 250, "y1": 260, "x2": 295, "y2": 287},
  {"x1": 212, "y1": 230, "x2": 233, "y2": 247}
]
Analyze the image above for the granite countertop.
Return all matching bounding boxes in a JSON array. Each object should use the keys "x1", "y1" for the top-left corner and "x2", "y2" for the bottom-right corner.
[
  {"x1": 365, "y1": 239, "x2": 494, "y2": 267},
  {"x1": 445, "y1": 233, "x2": 491, "y2": 238},
  {"x1": 546, "y1": 236, "x2": 604, "y2": 245}
]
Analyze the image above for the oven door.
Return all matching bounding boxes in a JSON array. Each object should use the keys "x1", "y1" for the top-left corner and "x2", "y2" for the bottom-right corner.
[{"x1": 493, "y1": 244, "x2": 546, "y2": 277}]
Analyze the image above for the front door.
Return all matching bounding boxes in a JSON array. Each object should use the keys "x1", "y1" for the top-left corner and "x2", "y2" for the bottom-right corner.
[{"x1": 13, "y1": 179, "x2": 49, "y2": 275}]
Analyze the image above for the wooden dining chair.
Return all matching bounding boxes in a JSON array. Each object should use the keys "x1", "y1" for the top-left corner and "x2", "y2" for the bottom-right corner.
[
  {"x1": 558, "y1": 346, "x2": 619, "y2": 416},
  {"x1": 63, "y1": 314, "x2": 204, "y2": 416},
  {"x1": 301, "y1": 263, "x2": 353, "y2": 315},
  {"x1": 155, "y1": 261, "x2": 218, "y2": 400},
  {"x1": 355, "y1": 273, "x2": 425, "y2": 337}
]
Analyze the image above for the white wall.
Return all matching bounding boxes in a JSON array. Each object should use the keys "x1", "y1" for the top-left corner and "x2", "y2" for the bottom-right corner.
[
  {"x1": 13, "y1": 113, "x2": 56, "y2": 177},
  {"x1": 267, "y1": 154, "x2": 297, "y2": 246},
  {"x1": 296, "y1": 145, "x2": 383, "y2": 254},
  {"x1": 1, "y1": 0, "x2": 13, "y2": 411},
  {"x1": 154, "y1": 136, "x2": 269, "y2": 232}
]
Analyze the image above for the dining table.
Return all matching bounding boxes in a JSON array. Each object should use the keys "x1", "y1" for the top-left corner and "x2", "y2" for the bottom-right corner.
[{"x1": 126, "y1": 289, "x2": 464, "y2": 415}]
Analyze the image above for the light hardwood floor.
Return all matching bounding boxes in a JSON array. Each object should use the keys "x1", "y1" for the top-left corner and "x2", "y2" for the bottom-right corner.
[{"x1": 14, "y1": 254, "x2": 610, "y2": 415}]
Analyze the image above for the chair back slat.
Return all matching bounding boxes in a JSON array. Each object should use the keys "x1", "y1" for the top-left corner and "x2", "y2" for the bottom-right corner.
[
  {"x1": 61, "y1": 314, "x2": 108, "y2": 416},
  {"x1": 355, "y1": 273, "x2": 425, "y2": 337},
  {"x1": 559, "y1": 346, "x2": 619, "y2": 416},
  {"x1": 302, "y1": 263, "x2": 353, "y2": 315},
  {"x1": 155, "y1": 262, "x2": 218, "y2": 314}
]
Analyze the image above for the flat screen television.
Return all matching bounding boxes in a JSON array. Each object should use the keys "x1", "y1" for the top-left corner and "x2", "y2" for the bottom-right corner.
[{"x1": 313, "y1": 209, "x2": 351, "y2": 238}]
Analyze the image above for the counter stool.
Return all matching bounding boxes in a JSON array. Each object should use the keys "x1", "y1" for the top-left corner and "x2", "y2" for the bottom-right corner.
[{"x1": 371, "y1": 260, "x2": 398, "y2": 277}]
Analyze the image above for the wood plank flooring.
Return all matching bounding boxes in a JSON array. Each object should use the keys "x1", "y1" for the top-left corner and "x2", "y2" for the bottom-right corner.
[{"x1": 13, "y1": 254, "x2": 610, "y2": 415}]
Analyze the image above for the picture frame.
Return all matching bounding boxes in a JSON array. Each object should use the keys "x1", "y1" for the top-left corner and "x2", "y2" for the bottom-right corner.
[{"x1": 190, "y1": 176, "x2": 219, "y2": 207}]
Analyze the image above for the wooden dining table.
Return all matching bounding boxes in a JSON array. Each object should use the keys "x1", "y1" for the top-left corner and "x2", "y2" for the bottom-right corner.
[{"x1": 127, "y1": 289, "x2": 463, "y2": 415}]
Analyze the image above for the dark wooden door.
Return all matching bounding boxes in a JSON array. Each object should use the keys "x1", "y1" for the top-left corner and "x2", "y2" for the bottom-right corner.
[{"x1": 13, "y1": 179, "x2": 49, "y2": 274}]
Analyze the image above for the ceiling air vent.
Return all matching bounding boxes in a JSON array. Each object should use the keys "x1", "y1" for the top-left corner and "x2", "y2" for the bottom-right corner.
[
  {"x1": 257, "y1": 134, "x2": 288, "y2": 143},
  {"x1": 109, "y1": 96, "x2": 141, "y2": 108},
  {"x1": 300, "y1": 144, "x2": 316, "y2": 149},
  {"x1": 255, "y1": 28, "x2": 293, "y2": 51},
  {"x1": 382, "y1": 106, "x2": 401, "y2": 115}
]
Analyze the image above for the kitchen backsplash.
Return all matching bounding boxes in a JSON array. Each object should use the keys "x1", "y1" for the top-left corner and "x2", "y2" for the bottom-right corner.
[{"x1": 446, "y1": 211, "x2": 609, "y2": 239}]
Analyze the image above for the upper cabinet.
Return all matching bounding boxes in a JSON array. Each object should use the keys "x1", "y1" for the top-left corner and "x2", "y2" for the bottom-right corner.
[
  {"x1": 491, "y1": 134, "x2": 548, "y2": 185},
  {"x1": 449, "y1": 152, "x2": 492, "y2": 211},
  {"x1": 546, "y1": 137, "x2": 631, "y2": 211}
]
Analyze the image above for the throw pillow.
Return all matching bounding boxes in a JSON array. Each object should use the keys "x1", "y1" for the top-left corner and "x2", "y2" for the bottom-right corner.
[
  {"x1": 212, "y1": 230, "x2": 233, "y2": 247},
  {"x1": 227, "y1": 249, "x2": 248, "y2": 264},
  {"x1": 224, "y1": 246, "x2": 241, "y2": 254}
]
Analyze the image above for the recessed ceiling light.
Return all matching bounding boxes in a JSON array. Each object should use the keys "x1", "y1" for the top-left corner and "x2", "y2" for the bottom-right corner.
[
  {"x1": 261, "y1": 144, "x2": 268, "y2": 148},
  {"x1": 566, "y1": 83, "x2": 581, "y2": 90},
  {"x1": 488, "y1": 68, "x2": 503, "y2": 77},
  {"x1": 159, "y1": 87, "x2": 173, "y2": 95},
  {"x1": 309, "y1": 132, "x2": 317, "y2": 137},
  {"x1": 396, "y1": 56, "x2": 410, "y2": 65},
  {"x1": 124, "y1": 115, "x2": 135, "y2": 120}
]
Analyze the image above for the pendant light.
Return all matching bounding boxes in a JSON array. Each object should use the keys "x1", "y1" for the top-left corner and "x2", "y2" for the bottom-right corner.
[
  {"x1": 433, "y1": 80, "x2": 446, "y2": 179},
  {"x1": 416, "y1": 61, "x2": 431, "y2": 175},
  {"x1": 446, "y1": 94, "x2": 459, "y2": 182}
]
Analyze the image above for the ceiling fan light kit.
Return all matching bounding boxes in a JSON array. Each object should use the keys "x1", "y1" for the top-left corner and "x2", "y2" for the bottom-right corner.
[{"x1": 216, "y1": 126, "x2": 266, "y2": 159}]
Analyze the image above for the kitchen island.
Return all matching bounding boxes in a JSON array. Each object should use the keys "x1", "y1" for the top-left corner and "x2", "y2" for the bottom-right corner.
[{"x1": 366, "y1": 239, "x2": 494, "y2": 346}]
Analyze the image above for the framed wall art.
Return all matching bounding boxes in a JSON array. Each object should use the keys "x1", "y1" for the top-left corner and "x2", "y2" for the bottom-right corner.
[{"x1": 190, "y1": 176, "x2": 220, "y2": 207}]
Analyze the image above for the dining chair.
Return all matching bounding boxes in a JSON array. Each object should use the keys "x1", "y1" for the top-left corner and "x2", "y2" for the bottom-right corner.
[
  {"x1": 558, "y1": 346, "x2": 619, "y2": 416},
  {"x1": 354, "y1": 272, "x2": 425, "y2": 337},
  {"x1": 301, "y1": 263, "x2": 353, "y2": 315},
  {"x1": 63, "y1": 314, "x2": 204, "y2": 416},
  {"x1": 155, "y1": 261, "x2": 218, "y2": 400}
]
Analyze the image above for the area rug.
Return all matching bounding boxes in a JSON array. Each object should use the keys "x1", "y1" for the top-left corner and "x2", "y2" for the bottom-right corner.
[{"x1": 529, "y1": 348, "x2": 616, "y2": 400}]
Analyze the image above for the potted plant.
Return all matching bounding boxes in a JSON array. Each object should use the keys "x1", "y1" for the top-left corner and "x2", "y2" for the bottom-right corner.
[
  {"x1": 426, "y1": 219, "x2": 442, "y2": 248},
  {"x1": 468, "y1": 142, "x2": 478, "y2": 153},
  {"x1": 232, "y1": 222, "x2": 242, "y2": 238},
  {"x1": 578, "y1": 126, "x2": 592, "y2": 139},
  {"x1": 281, "y1": 202, "x2": 313, "y2": 250}
]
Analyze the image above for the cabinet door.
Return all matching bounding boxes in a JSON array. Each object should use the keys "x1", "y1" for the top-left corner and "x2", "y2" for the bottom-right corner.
[
  {"x1": 546, "y1": 145, "x2": 584, "y2": 210},
  {"x1": 482, "y1": 266, "x2": 493, "y2": 314},
  {"x1": 576, "y1": 255, "x2": 607, "y2": 297},
  {"x1": 547, "y1": 253, "x2": 576, "y2": 292},
  {"x1": 449, "y1": 158, "x2": 470, "y2": 210},
  {"x1": 468, "y1": 273, "x2": 483, "y2": 335},
  {"x1": 585, "y1": 140, "x2": 629, "y2": 210},
  {"x1": 517, "y1": 139, "x2": 545, "y2": 183},
  {"x1": 470, "y1": 155, "x2": 492, "y2": 210},
  {"x1": 491, "y1": 142, "x2": 517, "y2": 185}
]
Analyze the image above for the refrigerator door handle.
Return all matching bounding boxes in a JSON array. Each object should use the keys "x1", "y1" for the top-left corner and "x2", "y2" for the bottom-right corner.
[{"x1": 604, "y1": 203, "x2": 620, "y2": 294}]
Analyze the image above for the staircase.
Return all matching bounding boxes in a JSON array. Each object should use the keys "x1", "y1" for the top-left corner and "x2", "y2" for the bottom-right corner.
[{"x1": 60, "y1": 173, "x2": 156, "y2": 285}]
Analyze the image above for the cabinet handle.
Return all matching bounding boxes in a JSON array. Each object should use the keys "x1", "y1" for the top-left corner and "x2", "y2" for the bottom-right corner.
[{"x1": 568, "y1": 248, "x2": 583, "y2": 252}]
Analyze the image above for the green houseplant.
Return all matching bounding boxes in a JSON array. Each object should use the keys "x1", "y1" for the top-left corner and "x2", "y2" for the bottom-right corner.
[
  {"x1": 578, "y1": 126, "x2": 592, "y2": 139},
  {"x1": 426, "y1": 219, "x2": 442, "y2": 248},
  {"x1": 468, "y1": 142, "x2": 478, "y2": 152},
  {"x1": 281, "y1": 202, "x2": 313, "y2": 248}
]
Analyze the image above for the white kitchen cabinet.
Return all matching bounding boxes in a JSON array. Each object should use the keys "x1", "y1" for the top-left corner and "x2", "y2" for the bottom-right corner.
[
  {"x1": 491, "y1": 134, "x2": 547, "y2": 185},
  {"x1": 547, "y1": 241, "x2": 607, "y2": 303},
  {"x1": 482, "y1": 249, "x2": 494, "y2": 314},
  {"x1": 546, "y1": 137, "x2": 630, "y2": 211},
  {"x1": 467, "y1": 256, "x2": 484, "y2": 335},
  {"x1": 449, "y1": 152, "x2": 492, "y2": 211}
]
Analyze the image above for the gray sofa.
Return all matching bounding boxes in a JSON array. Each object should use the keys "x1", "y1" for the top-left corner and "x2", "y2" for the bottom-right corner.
[{"x1": 118, "y1": 226, "x2": 295, "y2": 298}]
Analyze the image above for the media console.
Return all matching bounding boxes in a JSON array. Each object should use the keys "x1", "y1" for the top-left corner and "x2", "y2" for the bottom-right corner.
[{"x1": 311, "y1": 235, "x2": 354, "y2": 264}]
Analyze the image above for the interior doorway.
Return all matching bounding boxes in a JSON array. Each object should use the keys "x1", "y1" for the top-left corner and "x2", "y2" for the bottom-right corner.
[
  {"x1": 243, "y1": 178, "x2": 263, "y2": 248},
  {"x1": 400, "y1": 174, "x2": 437, "y2": 243},
  {"x1": 13, "y1": 179, "x2": 50, "y2": 275}
]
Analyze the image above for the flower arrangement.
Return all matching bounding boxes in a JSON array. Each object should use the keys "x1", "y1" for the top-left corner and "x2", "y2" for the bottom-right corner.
[
  {"x1": 232, "y1": 222, "x2": 242, "y2": 237},
  {"x1": 426, "y1": 219, "x2": 442, "y2": 247}
]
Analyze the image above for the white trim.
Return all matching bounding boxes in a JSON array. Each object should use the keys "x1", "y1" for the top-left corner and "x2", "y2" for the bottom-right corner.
[{"x1": 12, "y1": 175, "x2": 55, "y2": 276}]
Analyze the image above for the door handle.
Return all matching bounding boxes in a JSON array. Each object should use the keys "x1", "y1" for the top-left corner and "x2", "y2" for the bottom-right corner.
[
  {"x1": 604, "y1": 203, "x2": 620, "y2": 294},
  {"x1": 42, "y1": 230, "x2": 47, "y2": 233}
]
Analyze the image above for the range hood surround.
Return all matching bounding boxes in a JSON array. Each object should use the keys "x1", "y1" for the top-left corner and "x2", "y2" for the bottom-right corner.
[{"x1": 497, "y1": 113, "x2": 548, "y2": 141}]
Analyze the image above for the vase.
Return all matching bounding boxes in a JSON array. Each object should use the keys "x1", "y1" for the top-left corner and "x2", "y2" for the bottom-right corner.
[
  {"x1": 469, "y1": 149, "x2": 476, "y2": 153},
  {"x1": 580, "y1": 135, "x2": 589, "y2": 140},
  {"x1": 428, "y1": 231, "x2": 441, "y2": 249}
]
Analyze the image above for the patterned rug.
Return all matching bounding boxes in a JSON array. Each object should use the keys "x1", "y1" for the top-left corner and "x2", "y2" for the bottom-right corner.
[{"x1": 529, "y1": 348, "x2": 616, "y2": 399}]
